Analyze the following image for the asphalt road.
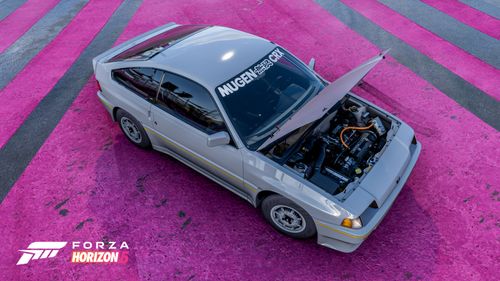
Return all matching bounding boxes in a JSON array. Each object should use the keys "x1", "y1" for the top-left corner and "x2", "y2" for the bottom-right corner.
[{"x1": 0, "y1": 0, "x2": 498, "y2": 280}]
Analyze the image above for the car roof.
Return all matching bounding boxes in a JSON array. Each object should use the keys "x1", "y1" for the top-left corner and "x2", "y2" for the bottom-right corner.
[{"x1": 149, "y1": 26, "x2": 277, "y2": 91}]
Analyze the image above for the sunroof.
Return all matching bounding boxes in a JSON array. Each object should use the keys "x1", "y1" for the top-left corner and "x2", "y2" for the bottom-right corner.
[{"x1": 109, "y1": 25, "x2": 209, "y2": 62}]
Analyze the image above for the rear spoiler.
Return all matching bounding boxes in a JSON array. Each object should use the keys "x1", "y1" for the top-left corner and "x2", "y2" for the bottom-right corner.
[{"x1": 92, "y1": 22, "x2": 178, "y2": 71}]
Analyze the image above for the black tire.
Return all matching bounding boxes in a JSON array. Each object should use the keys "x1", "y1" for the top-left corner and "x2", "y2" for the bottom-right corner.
[
  {"x1": 261, "y1": 194, "x2": 316, "y2": 239},
  {"x1": 116, "y1": 109, "x2": 151, "y2": 149}
]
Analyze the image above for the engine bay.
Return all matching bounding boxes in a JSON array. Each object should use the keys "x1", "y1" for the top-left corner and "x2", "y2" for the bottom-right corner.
[{"x1": 266, "y1": 96, "x2": 396, "y2": 196}]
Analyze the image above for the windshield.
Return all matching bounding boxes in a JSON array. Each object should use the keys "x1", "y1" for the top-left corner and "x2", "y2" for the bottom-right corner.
[{"x1": 215, "y1": 47, "x2": 323, "y2": 150}]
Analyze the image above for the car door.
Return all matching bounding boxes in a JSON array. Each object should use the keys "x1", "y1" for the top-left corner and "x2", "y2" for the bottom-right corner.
[
  {"x1": 111, "y1": 67, "x2": 163, "y2": 126},
  {"x1": 149, "y1": 72, "x2": 247, "y2": 197}
]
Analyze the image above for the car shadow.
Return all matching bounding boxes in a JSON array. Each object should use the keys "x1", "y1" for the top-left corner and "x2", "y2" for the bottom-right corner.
[{"x1": 89, "y1": 134, "x2": 439, "y2": 280}]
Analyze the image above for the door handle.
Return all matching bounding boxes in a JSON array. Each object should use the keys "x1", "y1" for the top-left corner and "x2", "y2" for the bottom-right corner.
[{"x1": 147, "y1": 110, "x2": 157, "y2": 125}]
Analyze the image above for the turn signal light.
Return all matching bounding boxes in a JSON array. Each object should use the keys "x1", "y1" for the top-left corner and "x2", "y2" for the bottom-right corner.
[
  {"x1": 341, "y1": 218, "x2": 353, "y2": 228},
  {"x1": 341, "y1": 217, "x2": 363, "y2": 229}
]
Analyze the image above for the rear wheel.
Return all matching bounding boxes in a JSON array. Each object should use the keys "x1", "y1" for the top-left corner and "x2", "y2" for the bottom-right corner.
[
  {"x1": 116, "y1": 109, "x2": 151, "y2": 148},
  {"x1": 261, "y1": 194, "x2": 316, "y2": 239}
]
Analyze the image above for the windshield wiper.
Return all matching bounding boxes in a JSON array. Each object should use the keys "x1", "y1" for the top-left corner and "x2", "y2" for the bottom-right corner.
[{"x1": 255, "y1": 85, "x2": 318, "y2": 150}]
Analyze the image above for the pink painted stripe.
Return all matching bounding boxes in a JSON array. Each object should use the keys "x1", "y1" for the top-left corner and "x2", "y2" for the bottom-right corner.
[
  {"x1": 341, "y1": 0, "x2": 500, "y2": 101},
  {"x1": 0, "y1": 0, "x2": 60, "y2": 53},
  {"x1": 0, "y1": 0, "x2": 122, "y2": 149},
  {"x1": 0, "y1": 0, "x2": 498, "y2": 280},
  {"x1": 422, "y1": 0, "x2": 500, "y2": 40}
]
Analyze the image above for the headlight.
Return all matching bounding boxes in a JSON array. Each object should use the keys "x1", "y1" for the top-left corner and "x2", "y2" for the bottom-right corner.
[{"x1": 341, "y1": 217, "x2": 363, "y2": 229}]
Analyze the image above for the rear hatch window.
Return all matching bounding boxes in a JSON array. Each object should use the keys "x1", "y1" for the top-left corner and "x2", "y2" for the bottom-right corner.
[{"x1": 109, "y1": 25, "x2": 208, "y2": 62}]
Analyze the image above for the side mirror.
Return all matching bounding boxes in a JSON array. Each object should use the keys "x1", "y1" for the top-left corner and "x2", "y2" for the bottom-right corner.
[
  {"x1": 207, "y1": 131, "x2": 231, "y2": 147},
  {"x1": 308, "y1": 58, "x2": 316, "y2": 70}
]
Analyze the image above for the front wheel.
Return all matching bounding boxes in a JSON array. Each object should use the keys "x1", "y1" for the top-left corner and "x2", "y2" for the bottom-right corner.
[
  {"x1": 116, "y1": 109, "x2": 151, "y2": 148},
  {"x1": 261, "y1": 194, "x2": 316, "y2": 239}
]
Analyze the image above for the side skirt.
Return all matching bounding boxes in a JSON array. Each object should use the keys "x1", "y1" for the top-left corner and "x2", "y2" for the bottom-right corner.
[{"x1": 152, "y1": 144, "x2": 255, "y2": 205}]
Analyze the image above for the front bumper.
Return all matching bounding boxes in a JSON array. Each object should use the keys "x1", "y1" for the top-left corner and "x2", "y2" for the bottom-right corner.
[{"x1": 314, "y1": 140, "x2": 422, "y2": 253}]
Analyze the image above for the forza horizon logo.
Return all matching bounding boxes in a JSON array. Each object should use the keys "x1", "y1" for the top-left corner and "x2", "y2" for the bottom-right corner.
[
  {"x1": 16, "y1": 241, "x2": 129, "y2": 265},
  {"x1": 17, "y1": 242, "x2": 67, "y2": 265}
]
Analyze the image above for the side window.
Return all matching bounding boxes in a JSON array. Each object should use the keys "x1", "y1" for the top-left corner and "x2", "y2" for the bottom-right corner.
[
  {"x1": 157, "y1": 73, "x2": 225, "y2": 133},
  {"x1": 112, "y1": 68, "x2": 163, "y2": 100}
]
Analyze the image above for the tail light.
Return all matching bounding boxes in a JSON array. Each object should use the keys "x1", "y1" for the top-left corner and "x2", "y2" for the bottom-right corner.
[
  {"x1": 412, "y1": 135, "x2": 417, "y2": 145},
  {"x1": 96, "y1": 80, "x2": 102, "y2": 92}
]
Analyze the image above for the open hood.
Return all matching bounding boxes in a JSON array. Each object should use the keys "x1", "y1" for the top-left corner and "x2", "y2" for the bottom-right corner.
[{"x1": 258, "y1": 49, "x2": 389, "y2": 151}]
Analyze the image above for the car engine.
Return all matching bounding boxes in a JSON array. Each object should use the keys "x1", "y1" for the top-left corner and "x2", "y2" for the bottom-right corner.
[{"x1": 267, "y1": 97, "x2": 394, "y2": 195}]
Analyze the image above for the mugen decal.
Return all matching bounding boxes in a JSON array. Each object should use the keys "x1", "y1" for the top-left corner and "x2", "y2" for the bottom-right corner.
[{"x1": 217, "y1": 48, "x2": 284, "y2": 97}]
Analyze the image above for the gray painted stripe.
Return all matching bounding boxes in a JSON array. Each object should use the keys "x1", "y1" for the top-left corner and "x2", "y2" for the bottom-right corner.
[
  {"x1": 0, "y1": 0, "x2": 143, "y2": 203},
  {"x1": 315, "y1": 0, "x2": 499, "y2": 130},
  {"x1": 0, "y1": 0, "x2": 89, "y2": 90},
  {"x1": 483, "y1": 0, "x2": 500, "y2": 6},
  {"x1": 460, "y1": 0, "x2": 500, "y2": 19},
  {"x1": 379, "y1": 0, "x2": 500, "y2": 68},
  {"x1": 0, "y1": 0, "x2": 26, "y2": 21}
]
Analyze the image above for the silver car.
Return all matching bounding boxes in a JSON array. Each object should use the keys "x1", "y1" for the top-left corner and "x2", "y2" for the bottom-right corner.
[{"x1": 93, "y1": 23, "x2": 421, "y2": 253}]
